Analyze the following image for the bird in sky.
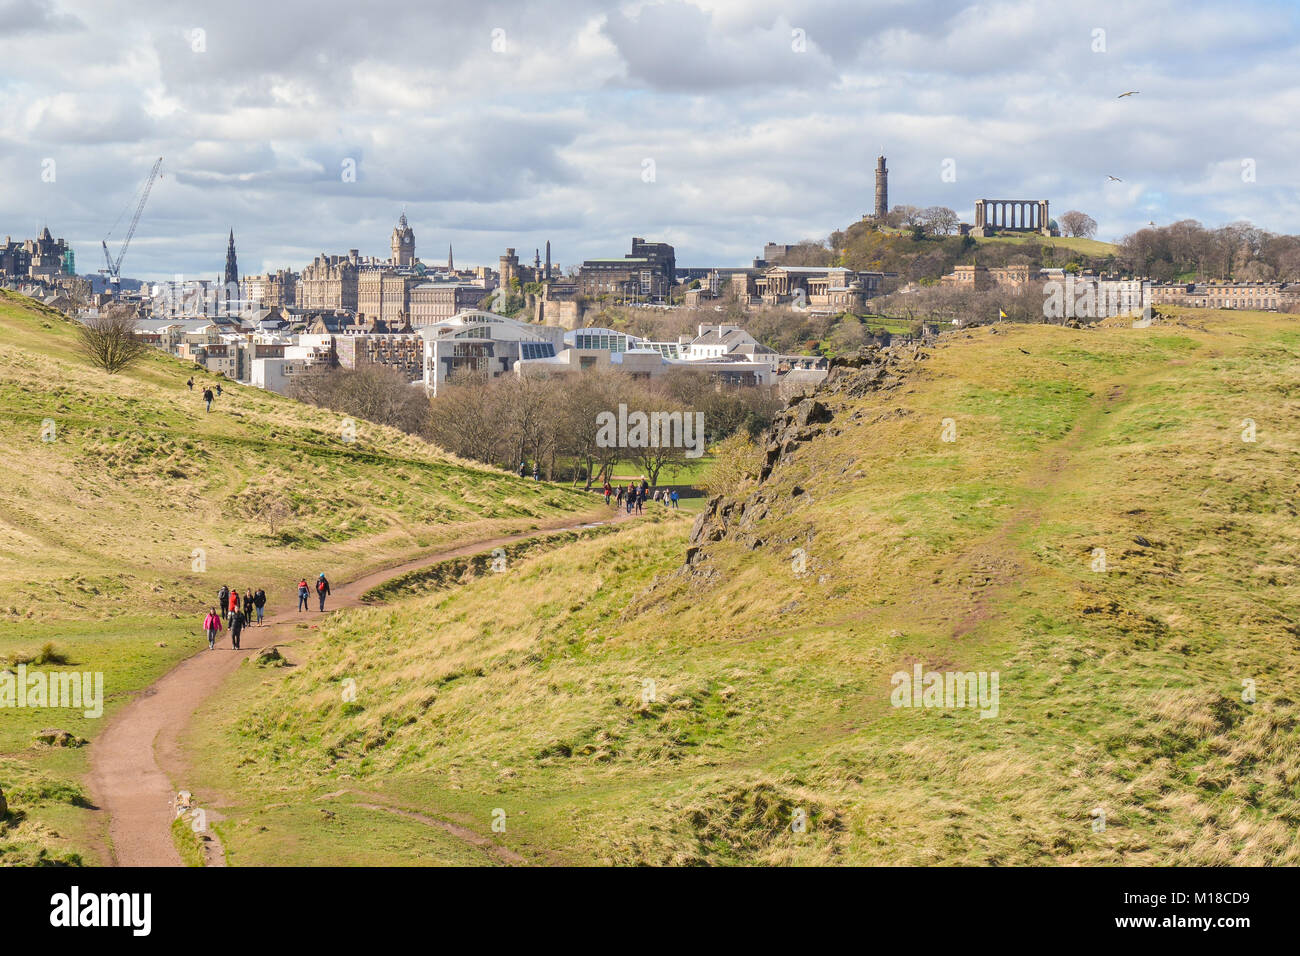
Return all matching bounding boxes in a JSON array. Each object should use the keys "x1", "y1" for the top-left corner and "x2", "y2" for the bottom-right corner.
[
  {"x1": 1118, "y1": 91, "x2": 1140, "y2": 98},
  {"x1": 1107, "y1": 175, "x2": 1123, "y2": 182}
]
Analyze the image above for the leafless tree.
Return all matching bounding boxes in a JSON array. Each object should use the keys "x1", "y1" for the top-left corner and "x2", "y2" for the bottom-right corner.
[
  {"x1": 76, "y1": 306, "x2": 149, "y2": 374},
  {"x1": 1059, "y1": 210, "x2": 1098, "y2": 239}
]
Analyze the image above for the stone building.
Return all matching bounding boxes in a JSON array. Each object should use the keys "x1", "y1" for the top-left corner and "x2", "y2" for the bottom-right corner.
[
  {"x1": 577, "y1": 237, "x2": 676, "y2": 301},
  {"x1": 241, "y1": 269, "x2": 297, "y2": 309},
  {"x1": 408, "y1": 281, "x2": 489, "y2": 326},
  {"x1": 1, "y1": 228, "x2": 70, "y2": 279},
  {"x1": 297, "y1": 252, "x2": 360, "y2": 312},
  {"x1": 391, "y1": 213, "x2": 415, "y2": 267},
  {"x1": 1149, "y1": 280, "x2": 1300, "y2": 311},
  {"x1": 357, "y1": 269, "x2": 419, "y2": 324},
  {"x1": 940, "y1": 263, "x2": 1037, "y2": 288},
  {"x1": 970, "y1": 200, "x2": 1053, "y2": 237},
  {"x1": 729, "y1": 266, "x2": 888, "y2": 312},
  {"x1": 498, "y1": 244, "x2": 554, "y2": 287}
]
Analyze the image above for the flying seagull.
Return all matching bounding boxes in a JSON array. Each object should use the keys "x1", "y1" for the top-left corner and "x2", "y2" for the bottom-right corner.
[
  {"x1": 1107, "y1": 175, "x2": 1123, "y2": 182},
  {"x1": 1118, "y1": 91, "x2": 1140, "y2": 98}
]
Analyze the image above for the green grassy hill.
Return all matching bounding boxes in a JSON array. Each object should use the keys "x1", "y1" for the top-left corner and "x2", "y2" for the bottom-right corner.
[
  {"x1": 186, "y1": 306, "x2": 1299, "y2": 865},
  {"x1": 0, "y1": 290, "x2": 594, "y2": 864},
  {"x1": 838, "y1": 219, "x2": 1119, "y2": 278}
]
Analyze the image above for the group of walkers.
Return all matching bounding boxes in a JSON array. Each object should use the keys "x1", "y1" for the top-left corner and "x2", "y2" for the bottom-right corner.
[
  {"x1": 201, "y1": 575, "x2": 331, "y2": 650},
  {"x1": 202, "y1": 585, "x2": 266, "y2": 651},
  {"x1": 187, "y1": 376, "x2": 223, "y2": 413},
  {"x1": 299, "y1": 574, "x2": 331, "y2": 612},
  {"x1": 603, "y1": 479, "x2": 679, "y2": 514}
]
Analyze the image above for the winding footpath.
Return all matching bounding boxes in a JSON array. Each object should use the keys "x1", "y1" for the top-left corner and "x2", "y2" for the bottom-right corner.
[{"x1": 88, "y1": 510, "x2": 621, "y2": 867}]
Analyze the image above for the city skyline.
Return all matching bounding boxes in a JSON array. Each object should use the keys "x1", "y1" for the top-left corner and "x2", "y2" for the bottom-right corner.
[{"x1": 2, "y1": 0, "x2": 1298, "y2": 280}]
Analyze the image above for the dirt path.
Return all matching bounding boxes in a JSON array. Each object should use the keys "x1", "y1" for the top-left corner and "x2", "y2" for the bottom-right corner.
[{"x1": 88, "y1": 507, "x2": 623, "y2": 867}]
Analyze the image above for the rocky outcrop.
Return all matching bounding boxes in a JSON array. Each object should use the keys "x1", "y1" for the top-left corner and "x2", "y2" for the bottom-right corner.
[{"x1": 685, "y1": 344, "x2": 921, "y2": 568}]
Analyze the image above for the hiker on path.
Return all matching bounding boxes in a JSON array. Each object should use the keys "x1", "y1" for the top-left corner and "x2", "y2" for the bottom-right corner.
[
  {"x1": 316, "y1": 574, "x2": 331, "y2": 611},
  {"x1": 635, "y1": 487, "x2": 644, "y2": 515},
  {"x1": 218, "y1": 585, "x2": 229, "y2": 615},
  {"x1": 186, "y1": 377, "x2": 194, "y2": 391},
  {"x1": 203, "y1": 387, "x2": 214, "y2": 412},
  {"x1": 253, "y1": 588, "x2": 266, "y2": 625},
  {"x1": 229, "y1": 608, "x2": 247, "y2": 650},
  {"x1": 603, "y1": 481, "x2": 612, "y2": 506},
  {"x1": 203, "y1": 608, "x2": 223, "y2": 650},
  {"x1": 243, "y1": 589, "x2": 254, "y2": 622},
  {"x1": 616, "y1": 486, "x2": 625, "y2": 508},
  {"x1": 297, "y1": 578, "x2": 310, "y2": 612},
  {"x1": 670, "y1": 489, "x2": 679, "y2": 509},
  {"x1": 625, "y1": 484, "x2": 634, "y2": 514},
  {"x1": 215, "y1": 383, "x2": 223, "y2": 397},
  {"x1": 228, "y1": 588, "x2": 240, "y2": 624}
]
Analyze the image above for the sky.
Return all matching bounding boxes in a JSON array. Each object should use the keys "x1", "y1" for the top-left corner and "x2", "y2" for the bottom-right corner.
[{"x1": 1, "y1": 0, "x2": 1298, "y2": 281}]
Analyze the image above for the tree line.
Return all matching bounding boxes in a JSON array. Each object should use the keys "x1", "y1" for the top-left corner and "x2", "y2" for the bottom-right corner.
[{"x1": 291, "y1": 364, "x2": 780, "y2": 486}]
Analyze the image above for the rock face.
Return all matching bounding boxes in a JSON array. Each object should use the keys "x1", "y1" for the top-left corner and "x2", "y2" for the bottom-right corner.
[{"x1": 686, "y1": 344, "x2": 921, "y2": 567}]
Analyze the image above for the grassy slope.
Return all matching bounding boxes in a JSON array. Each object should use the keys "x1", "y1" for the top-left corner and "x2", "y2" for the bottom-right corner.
[
  {"x1": 197, "y1": 307, "x2": 1297, "y2": 865},
  {"x1": 973, "y1": 234, "x2": 1118, "y2": 257},
  {"x1": 0, "y1": 290, "x2": 595, "y2": 864}
]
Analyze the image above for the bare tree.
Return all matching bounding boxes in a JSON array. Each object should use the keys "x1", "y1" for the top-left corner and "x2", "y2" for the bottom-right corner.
[
  {"x1": 921, "y1": 206, "x2": 960, "y2": 237},
  {"x1": 291, "y1": 364, "x2": 429, "y2": 437},
  {"x1": 76, "y1": 306, "x2": 149, "y2": 374},
  {"x1": 1059, "y1": 211, "x2": 1098, "y2": 239},
  {"x1": 247, "y1": 494, "x2": 292, "y2": 535}
]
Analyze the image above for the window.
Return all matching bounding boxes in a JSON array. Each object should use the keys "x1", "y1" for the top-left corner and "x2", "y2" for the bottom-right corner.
[{"x1": 520, "y1": 342, "x2": 555, "y2": 360}]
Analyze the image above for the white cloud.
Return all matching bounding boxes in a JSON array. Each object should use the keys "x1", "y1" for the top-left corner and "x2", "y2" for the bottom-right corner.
[{"x1": 0, "y1": 0, "x2": 1295, "y2": 279}]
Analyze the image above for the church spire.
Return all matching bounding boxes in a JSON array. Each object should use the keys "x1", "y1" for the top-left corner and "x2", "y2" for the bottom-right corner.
[{"x1": 223, "y1": 229, "x2": 239, "y2": 315}]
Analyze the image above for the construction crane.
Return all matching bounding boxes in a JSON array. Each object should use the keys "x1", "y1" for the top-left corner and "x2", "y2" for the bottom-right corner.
[{"x1": 100, "y1": 156, "x2": 162, "y2": 296}]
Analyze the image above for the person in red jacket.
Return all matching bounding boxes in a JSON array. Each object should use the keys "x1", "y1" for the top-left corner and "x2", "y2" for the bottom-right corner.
[
  {"x1": 228, "y1": 588, "x2": 240, "y2": 625},
  {"x1": 203, "y1": 608, "x2": 223, "y2": 650}
]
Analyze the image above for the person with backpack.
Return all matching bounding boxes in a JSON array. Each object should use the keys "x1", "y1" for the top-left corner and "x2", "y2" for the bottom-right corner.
[
  {"x1": 316, "y1": 574, "x2": 331, "y2": 612},
  {"x1": 203, "y1": 387, "x2": 214, "y2": 412},
  {"x1": 229, "y1": 607, "x2": 247, "y2": 650},
  {"x1": 253, "y1": 588, "x2": 266, "y2": 625},
  {"x1": 217, "y1": 584, "x2": 229, "y2": 616},
  {"x1": 202, "y1": 608, "x2": 223, "y2": 650},
  {"x1": 186, "y1": 377, "x2": 194, "y2": 391},
  {"x1": 297, "y1": 578, "x2": 310, "y2": 612},
  {"x1": 215, "y1": 383, "x2": 223, "y2": 397}
]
